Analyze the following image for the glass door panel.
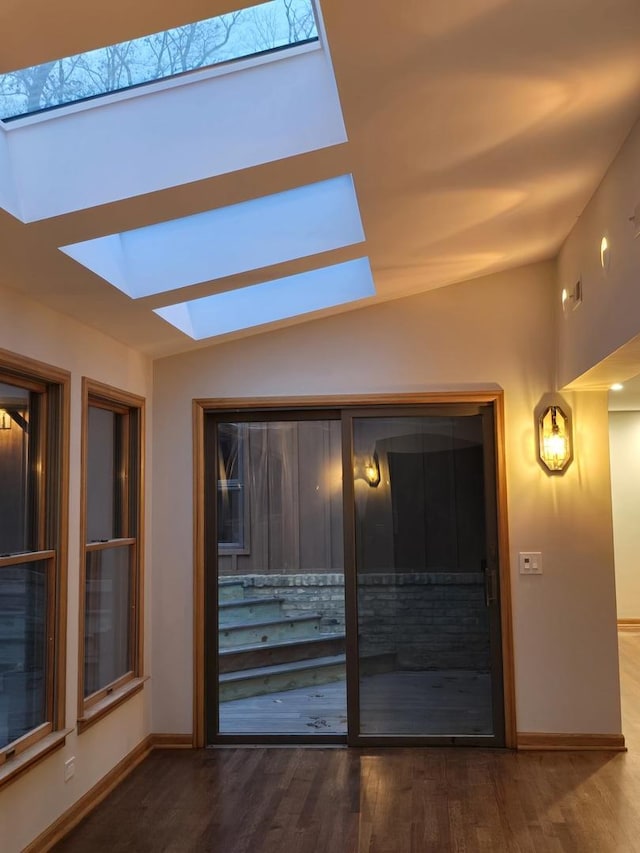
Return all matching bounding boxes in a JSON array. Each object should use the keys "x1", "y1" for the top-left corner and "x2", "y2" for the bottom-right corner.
[
  {"x1": 350, "y1": 410, "x2": 503, "y2": 743},
  {"x1": 211, "y1": 417, "x2": 347, "y2": 738}
]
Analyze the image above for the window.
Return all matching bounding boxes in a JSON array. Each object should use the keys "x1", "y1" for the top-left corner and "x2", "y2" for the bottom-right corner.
[
  {"x1": 0, "y1": 351, "x2": 69, "y2": 782},
  {"x1": 217, "y1": 424, "x2": 249, "y2": 553},
  {"x1": 78, "y1": 380, "x2": 144, "y2": 730}
]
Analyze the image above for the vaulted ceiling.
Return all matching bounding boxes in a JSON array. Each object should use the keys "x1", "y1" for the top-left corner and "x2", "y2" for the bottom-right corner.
[{"x1": 1, "y1": 0, "x2": 640, "y2": 357}]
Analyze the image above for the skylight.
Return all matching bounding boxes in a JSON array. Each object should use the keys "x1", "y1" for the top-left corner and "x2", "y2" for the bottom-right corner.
[
  {"x1": 0, "y1": 0, "x2": 318, "y2": 121},
  {"x1": 154, "y1": 257, "x2": 376, "y2": 339},
  {"x1": 60, "y1": 175, "x2": 365, "y2": 298}
]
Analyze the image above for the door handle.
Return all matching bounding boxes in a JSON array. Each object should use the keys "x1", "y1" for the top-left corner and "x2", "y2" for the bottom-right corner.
[{"x1": 482, "y1": 559, "x2": 497, "y2": 607}]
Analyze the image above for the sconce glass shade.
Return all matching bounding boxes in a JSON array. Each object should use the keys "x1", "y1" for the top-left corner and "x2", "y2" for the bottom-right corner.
[
  {"x1": 0, "y1": 409, "x2": 12, "y2": 430},
  {"x1": 364, "y1": 453, "x2": 381, "y2": 488},
  {"x1": 538, "y1": 405, "x2": 571, "y2": 473}
]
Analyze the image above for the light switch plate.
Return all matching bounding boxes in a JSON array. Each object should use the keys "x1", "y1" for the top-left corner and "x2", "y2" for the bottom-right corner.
[{"x1": 519, "y1": 552, "x2": 542, "y2": 575}]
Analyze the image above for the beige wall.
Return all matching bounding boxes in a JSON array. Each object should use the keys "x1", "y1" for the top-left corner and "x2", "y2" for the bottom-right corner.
[
  {"x1": 610, "y1": 411, "x2": 640, "y2": 618},
  {"x1": 0, "y1": 255, "x2": 625, "y2": 850},
  {"x1": 557, "y1": 117, "x2": 640, "y2": 387},
  {"x1": 0, "y1": 281, "x2": 153, "y2": 853},
  {"x1": 152, "y1": 260, "x2": 622, "y2": 739}
]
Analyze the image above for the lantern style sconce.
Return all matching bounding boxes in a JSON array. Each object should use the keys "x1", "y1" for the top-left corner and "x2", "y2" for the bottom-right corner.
[
  {"x1": 0, "y1": 409, "x2": 11, "y2": 430},
  {"x1": 355, "y1": 451, "x2": 381, "y2": 487},
  {"x1": 538, "y1": 405, "x2": 572, "y2": 473}
]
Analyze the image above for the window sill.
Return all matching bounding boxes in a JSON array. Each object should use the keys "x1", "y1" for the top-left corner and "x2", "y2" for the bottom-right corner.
[
  {"x1": 78, "y1": 676, "x2": 149, "y2": 734},
  {"x1": 0, "y1": 728, "x2": 72, "y2": 791}
]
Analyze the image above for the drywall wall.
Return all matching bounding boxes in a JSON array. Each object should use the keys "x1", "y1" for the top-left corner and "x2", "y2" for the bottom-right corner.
[
  {"x1": 609, "y1": 411, "x2": 640, "y2": 618},
  {"x1": 152, "y1": 260, "x2": 622, "y2": 739},
  {"x1": 557, "y1": 116, "x2": 640, "y2": 388},
  {"x1": 0, "y1": 281, "x2": 152, "y2": 853}
]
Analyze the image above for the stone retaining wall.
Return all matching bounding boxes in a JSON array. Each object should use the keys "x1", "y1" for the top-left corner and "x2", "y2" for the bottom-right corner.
[{"x1": 233, "y1": 572, "x2": 490, "y2": 671}]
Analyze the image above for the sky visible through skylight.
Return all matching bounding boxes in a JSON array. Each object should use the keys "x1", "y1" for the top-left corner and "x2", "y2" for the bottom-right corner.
[
  {"x1": 154, "y1": 258, "x2": 376, "y2": 340},
  {"x1": 0, "y1": 0, "x2": 317, "y2": 121},
  {"x1": 60, "y1": 175, "x2": 364, "y2": 298}
]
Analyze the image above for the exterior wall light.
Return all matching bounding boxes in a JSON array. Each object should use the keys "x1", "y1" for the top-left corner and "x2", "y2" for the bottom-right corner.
[
  {"x1": 538, "y1": 405, "x2": 572, "y2": 473},
  {"x1": 600, "y1": 236, "x2": 610, "y2": 271},
  {"x1": 355, "y1": 452, "x2": 381, "y2": 487},
  {"x1": 0, "y1": 409, "x2": 12, "y2": 430}
]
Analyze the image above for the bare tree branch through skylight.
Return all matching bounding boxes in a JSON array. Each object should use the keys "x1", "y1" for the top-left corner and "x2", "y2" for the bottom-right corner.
[{"x1": 0, "y1": 0, "x2": 318, "y2": 121}]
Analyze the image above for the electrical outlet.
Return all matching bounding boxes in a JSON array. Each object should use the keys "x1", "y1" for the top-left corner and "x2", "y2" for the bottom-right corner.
[
  {"x1": 519, "y1": 552, "x2": 542, "y2": 575},
  {"x1": 64, "y1": 757, "x2": 75, "y2": 782}
]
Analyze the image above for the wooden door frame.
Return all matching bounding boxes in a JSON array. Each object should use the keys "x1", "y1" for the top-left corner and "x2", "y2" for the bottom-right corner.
[{"x1": 192, "y1": 392, "x2": 516, "y2": 749}]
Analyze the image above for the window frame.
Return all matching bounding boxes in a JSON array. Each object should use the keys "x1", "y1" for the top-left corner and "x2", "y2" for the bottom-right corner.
[
  {"x1": 0, "y1": 348, "x2": 70, "y2": 789},
  {"x1": 77, "y1": 378, "x2": 145, "y2": 732}
]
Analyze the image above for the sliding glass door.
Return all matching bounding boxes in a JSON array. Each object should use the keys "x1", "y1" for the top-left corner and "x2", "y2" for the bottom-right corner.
[
  {"x1": 204, "y1": 402, "x2": 505, "y2": 746},
  {"x1": 206, "y1": 413, "x2": 347, "y2": 740},
  {"x1": 344, "y1": 405, "x2": 504, "y2": 746}
]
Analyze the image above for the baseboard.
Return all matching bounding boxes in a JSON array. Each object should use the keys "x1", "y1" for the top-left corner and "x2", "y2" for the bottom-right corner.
[
  {"x1": 517, "y1": 732, "x2": 626, "y2": 752},
  {"x1": 24, "y1": 733, "x2": 193, "y2": 852},
  {"x1": 149, "y1": 733, "x2": 193, "y2": 748},
  {"x1": 618, "y1": 619, "x2": 640, "y2": 632}
]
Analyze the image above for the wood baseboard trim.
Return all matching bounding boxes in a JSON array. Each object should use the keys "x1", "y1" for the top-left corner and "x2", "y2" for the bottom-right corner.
[
  {"x1": 618, "y1": 619, "x2": 640, "y2": 632},
  {"x1": 149, "y1": 733, "x2": 193, "y2": 748},
  {"x1": 517, "y1": 732, "x2": 626, "y2": 752},
  {"x1": 25, "y1": 734, "x2": 194, "y2": 851},
  {"x1": 24, "y1": 735, "x2": 154, "y2": 852}
]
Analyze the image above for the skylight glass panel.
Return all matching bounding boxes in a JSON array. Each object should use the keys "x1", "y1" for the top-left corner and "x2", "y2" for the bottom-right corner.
[
  {"x1": 154, "y1": 257, "x2": 376, "y2": 339},
  {"x1": 60, "y1": 175, "x2": 365, "y2": 298},
  {"x1": 0, "y1": 0, "x2": 318, "y2": 121}
]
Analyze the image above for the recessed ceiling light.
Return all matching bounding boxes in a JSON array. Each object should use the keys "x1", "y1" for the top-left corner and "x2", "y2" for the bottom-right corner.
[{"x1": 610, "y1": 383, "x2": 624, "y2": 391}]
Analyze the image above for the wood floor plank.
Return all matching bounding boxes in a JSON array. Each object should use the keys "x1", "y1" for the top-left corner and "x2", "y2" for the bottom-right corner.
[{"x1": 52, "y1": 635, "x2": 640, "y2": 852}]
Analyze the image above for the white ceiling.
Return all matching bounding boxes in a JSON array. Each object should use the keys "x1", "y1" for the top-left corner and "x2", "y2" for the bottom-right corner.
[{"x1": 1, "y1": 0, "x2": 640, "y2": 357}]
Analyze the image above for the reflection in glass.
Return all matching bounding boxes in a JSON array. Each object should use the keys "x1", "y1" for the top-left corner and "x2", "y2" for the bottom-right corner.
[
  {"x1": 84, "y1": 546, "x2": 131, "y2": 697},
  {"x1": 86, "y1": 406, "x2": 118, "y2": 542},
  {"x1": 0, "y1": 0, "x2": 318, "y2": 121},
  {"x1": 0, "y1": 563, "x2": 47, "y2": 748},
  {"x1": 0, "y1": 381, "x2": 34, "y2": 556},
  {"x1": 354, "y1": 415, "x2": 493, "y2": 736},
  {"x1": 216, "y1": 420, "x2": 346, "y2": 735}
]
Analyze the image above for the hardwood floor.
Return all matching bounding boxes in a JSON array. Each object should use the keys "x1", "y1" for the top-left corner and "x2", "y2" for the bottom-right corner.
[{"x1": 53, "y1": 634, "x2": 640, "y2": 853}]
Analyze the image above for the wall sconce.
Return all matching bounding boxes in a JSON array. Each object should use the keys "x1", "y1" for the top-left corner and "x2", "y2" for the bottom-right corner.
[
  {"x1": 600, "y1": 236, "x2": 611, "y2": 271},
  {"x1": 0, "y1": 409, "x2": 12, "y2": 430},
  {"x1": 561, "y1": 278, "x2": 582, "y2": 314},
  {"x1": 538, "y1": 405, "x2": 572, "y2": 473},
  {"x1": 355, "y1": 451, "x2": 381, "y2": 488},
  {"x1": 630, "y1": 202, "x2": 640, "y2": 240}
]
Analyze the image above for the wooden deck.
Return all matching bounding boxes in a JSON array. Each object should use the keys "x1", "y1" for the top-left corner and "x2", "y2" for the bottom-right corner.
[
  {"x1": 53, "y1": 633, "x2": 640, "y2": 852},
  {"x1": 219, "y1": 670, "x2": 492, "y2": 735}
]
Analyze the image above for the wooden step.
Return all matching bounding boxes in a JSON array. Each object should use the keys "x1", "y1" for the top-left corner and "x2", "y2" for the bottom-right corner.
[
  {"x1": 218, "y1": 613, "x2": 322, "y2": 649},
  {"x1": 218, "y1": 597, "x2": 284, "y2": 626},
  {"x1": 219, "y1": 632, "x2": 346, "y2": 673},
  {"x1": 219, "y1": 654, "x2": 346, "y2": 702},
  {"x1": 218, "y1": 579, "x2": 246, "y2": 602}
]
